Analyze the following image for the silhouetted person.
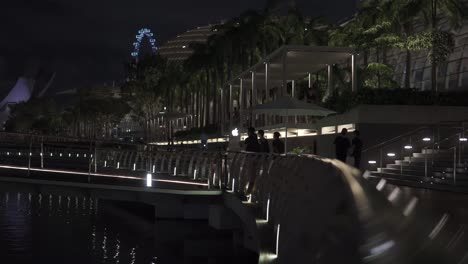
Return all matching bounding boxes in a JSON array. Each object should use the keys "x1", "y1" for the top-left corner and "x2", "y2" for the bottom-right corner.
[
  {"x1": 334, "y1": 128, "x2": 351, "y2": 163},
  {"x1": 272, "y1": 132, "x2": 285, "y2": 154},
  {"x1": 258, "y1": 130, "x2": 270, "y2": 153},
  {"x1": 245, "y1": 127, "x2": 260, "y2": 152},
  {"x1": 352, "y1": 130, "x2": 363, "y2": 169}
]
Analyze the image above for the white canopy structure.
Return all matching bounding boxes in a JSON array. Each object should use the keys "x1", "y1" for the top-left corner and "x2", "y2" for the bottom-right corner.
[
  {"x1": 252, "y1": 96, "x2": 336, "y2": 117},
  {"x1": 221, "y1": 45, "x2": 356, "y2": 136}
]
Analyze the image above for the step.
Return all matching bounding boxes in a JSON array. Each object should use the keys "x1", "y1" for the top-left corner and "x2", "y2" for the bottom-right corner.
[
  {"x1": 395, "y1": 160, "x2": 468, "y2": 169},
  {"x1": 366, "y1": 173, "x2": 468, "y2": 193},
  {"x1": 387, "y1": 163, "x2": 468, "y2": 174},
  {"x1": 370, "y1": 171, "x2": 468, "y2": 186}
]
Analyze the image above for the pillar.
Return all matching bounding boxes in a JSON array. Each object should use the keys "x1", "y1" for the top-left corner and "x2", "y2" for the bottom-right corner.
[
  {"x1": 229, "y1": 84, "x2": 233, "y2": 130},
  {"x1": 328, "y1": 64, "x2": 333, "y2": 96},
  {"x1": 352, "y1": 54, "x2": 357, "y2": 92},
  {"x1": 282, "y1": 51, "x2": 287, "y2": 96}
]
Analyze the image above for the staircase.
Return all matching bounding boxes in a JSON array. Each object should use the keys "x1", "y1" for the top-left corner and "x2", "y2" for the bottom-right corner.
[{"x1": 364, "y1": 124, "x2": 468, "y2": 193}]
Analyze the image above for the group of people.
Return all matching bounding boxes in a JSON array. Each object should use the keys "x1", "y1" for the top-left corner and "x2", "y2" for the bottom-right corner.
[
  {"x1": 244, "y1": 127, "x2": 285, "y2": 154},
  {"x1": 334, "y1": 128, "x2": 363, "y2": 169}
]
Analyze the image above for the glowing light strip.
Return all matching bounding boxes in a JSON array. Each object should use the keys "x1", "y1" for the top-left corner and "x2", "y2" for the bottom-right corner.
[{"x1": 0, "y1": 165, "x2": 208, "y2": 187}]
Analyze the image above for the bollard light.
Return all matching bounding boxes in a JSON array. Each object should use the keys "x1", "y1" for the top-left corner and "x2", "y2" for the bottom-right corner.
[
  {"x1": 266, "y1": 197, "x2": 270, "y2": 222},
  {"x1": 18, "y1": 152, "x2": 21, "y2": 156},
  {"x1": 60, "y1": 153, "x2": 62, "y2": 157},
  {"x1": 146, "y1": 173, "x2": 152, "y2": 187},
  {"x1": 69, "y1": 153, "x2": 71, "y2": 157},
  {"x1": 6, "y1": 152, "x2": 9, "y2": 156},
  {"x1": 50, "y1": 153, "x2": 53, "y2": 157},
  {"x1": 84, "y1": 154, "x2": 87, "y2": 158},
  {"x1": 276, "y1": 224, "x2": 281, "y2": 256}
]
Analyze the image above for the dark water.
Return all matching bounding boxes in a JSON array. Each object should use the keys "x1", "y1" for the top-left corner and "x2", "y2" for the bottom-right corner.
[{"x1": 0, "y1": 191, "x2": 256, "y2": 264}]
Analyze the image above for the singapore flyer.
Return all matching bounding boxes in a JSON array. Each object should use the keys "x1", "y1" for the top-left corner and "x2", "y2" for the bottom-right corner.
[{"x1": 131, "y1": 28, "x2": 157, "y2": 62}]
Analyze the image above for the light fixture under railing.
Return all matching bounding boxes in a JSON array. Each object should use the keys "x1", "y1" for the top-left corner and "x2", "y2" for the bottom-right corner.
[
  {"x1": 404, "y1": 145, "x2": 413, "y2": 150},
  {"x1": 423, "y1": 137, "x2": 431, "y2": 142},
  {"x1": 387, "y1": 153, "x2": 396, "y2": 157},
  {"x1": 368, "y1": 160, "x2": 377, "y2": 164},
  {"x1": 146, "y1": 173, "x2": 152, "y2": 187}
]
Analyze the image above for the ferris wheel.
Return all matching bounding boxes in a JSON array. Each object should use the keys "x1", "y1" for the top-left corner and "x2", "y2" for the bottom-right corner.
[{"x1": 131, "y1": 28, "x2": 157, "y2": 62}]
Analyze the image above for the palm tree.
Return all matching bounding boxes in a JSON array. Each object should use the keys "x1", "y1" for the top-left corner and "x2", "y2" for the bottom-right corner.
[{"x1": 404, "y1": 0, "x2": 468, "y2": 92}]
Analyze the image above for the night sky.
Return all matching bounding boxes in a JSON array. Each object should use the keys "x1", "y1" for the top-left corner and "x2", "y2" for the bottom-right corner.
[{"x1": 0, "y1": 0, "x2": 357, "y2": 92}]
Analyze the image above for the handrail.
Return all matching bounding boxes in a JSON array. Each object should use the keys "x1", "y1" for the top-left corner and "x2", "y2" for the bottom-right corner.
[
  {"x1": 362, "y1": 126, "x2": 429, "y2": 153},
  {"x1": 363, "y1": 118, "x2": 468, "y2": 154}
]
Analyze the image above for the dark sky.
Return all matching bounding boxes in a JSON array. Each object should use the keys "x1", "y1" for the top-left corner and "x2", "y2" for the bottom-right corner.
[{"x1": 0, "y1": 0, "x2": 357, "y2": 92}]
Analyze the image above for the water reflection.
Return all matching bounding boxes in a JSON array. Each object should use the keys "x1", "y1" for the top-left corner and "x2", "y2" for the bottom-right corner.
[
  {"x1": 0, "y1": 191, "x2": 156, "y2": 264},
  {"x1": 0, "y1": 191, "x2": 258, "y2": 264}
]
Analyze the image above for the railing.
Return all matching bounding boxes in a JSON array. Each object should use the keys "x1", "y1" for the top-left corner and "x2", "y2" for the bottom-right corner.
[
  {"x1": 362, "y1": 119, "x2": 468, "y2": 187},
  {"x1": 0, "y1": 135, "x2": 466, "y2": 262}
]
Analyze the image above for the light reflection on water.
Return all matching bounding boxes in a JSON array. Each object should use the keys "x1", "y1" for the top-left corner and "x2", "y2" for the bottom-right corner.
[
  {"x1": 0, "y1": 190, "x2": 258, "y2": 264},
  {"x1": 0, "y1": 191, "x2": 155, "y2": 264}
]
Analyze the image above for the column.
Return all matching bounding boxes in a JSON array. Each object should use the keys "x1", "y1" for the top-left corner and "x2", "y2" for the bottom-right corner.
[
  {"x1": 251, "y1": 71, "x2": 255, "y2": 127},
  {"x1": 282, "y1": 51, "x2": 287, "y2": 96},
  {"x1": 229, "y1": 84, "x2": 233, "y2": 130},
  {"x1": 220, "y1": 88, "x2": 224, "y2": 135},
  {"x1": 239, "y1": 78, "x2": 243, "y2": 111},
  {"x1": 352, "y1": 54, "x2": 357, "y2": 92},
  {"x1": 328, "y1": 64, "x2": 333, "y2": 96},
  {"x1": 292, "y1": 80, "x2": 295, "y2": 98},
  {"x1": 264, "y1": 62, "x2": 269, "y2": 103}
]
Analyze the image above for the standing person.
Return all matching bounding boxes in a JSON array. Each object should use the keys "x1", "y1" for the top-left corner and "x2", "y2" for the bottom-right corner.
[
  {"x1": 334, "y1": 128, "x2": 351, "y2": 163},
  {"x1": 272, "y1": 132, "x2": 285, "y2": 154},
  {"x1": 245, "y1": 127, "x2": 260, "y2": 152},
  {"x1": 258, "y1": 130, "x2": 270, "y2": 153},
  {"x1": 352, "y1": 130, "x2": 363, "y2": 169}
]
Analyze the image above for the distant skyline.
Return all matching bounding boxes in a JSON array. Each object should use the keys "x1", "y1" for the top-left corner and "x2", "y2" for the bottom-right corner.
[{"x1": 0, "y1": 0, "x2": 357, "y2": 92}]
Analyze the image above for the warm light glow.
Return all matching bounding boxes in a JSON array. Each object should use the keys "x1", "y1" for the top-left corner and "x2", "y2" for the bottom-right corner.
[
  {"x1": 337, "y1": 124, "x2": 356, "y2": 133},
  {"x1": 146, "y1": 173, "x2": 152, "y2": 187},
  {"x1": 321, "y1": 126, "x2": 336, "y2": 135}
]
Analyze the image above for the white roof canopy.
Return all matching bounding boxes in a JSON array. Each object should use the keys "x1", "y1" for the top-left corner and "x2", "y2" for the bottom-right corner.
[{"x1": 225, "y1": 45, "x2": 355, "y2": 88}]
